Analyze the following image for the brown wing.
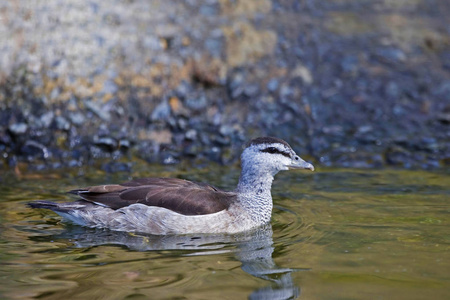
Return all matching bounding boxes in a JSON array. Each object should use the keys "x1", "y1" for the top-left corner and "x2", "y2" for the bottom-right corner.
[{"x1": 68, "y1": 178, "x2": 236, "y2": 216}]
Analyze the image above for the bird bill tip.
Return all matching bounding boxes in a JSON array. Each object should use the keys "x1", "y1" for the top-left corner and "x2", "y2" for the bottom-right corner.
[{"x1": 287, "y1": 161, "x2": 315, "y2": 171}]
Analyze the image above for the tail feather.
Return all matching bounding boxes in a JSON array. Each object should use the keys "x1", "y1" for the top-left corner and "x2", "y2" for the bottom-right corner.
[
  {"x1": 67, "y1": 189, "x2": 84, "y2": 195},
  {"x1": 28, "y1": 200, "x2": 62, "y2": 210},
  {"x1": 27, "y1": 200, "x2": 91, "y2": 213},
  {"x1": 28, "y1": 200, "x2": 98, "y2": 226}
]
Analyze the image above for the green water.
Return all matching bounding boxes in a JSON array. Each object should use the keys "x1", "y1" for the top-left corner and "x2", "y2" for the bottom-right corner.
[{"x1": 0, "y1": 164, "x2": 449, "y2": 299}]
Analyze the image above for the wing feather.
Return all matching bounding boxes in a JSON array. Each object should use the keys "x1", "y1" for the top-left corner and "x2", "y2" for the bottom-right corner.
[{"x1": 70, "y1": 177, "x2": 235, "y2": 215}]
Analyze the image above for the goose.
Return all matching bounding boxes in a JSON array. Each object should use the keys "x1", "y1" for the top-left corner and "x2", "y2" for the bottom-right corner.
[{"x1": 28, "y1": 137, "x2": 314, "y2": 235}]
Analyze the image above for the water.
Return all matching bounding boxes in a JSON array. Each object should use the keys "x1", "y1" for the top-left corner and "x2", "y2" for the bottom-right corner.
[{"x1": 0, "y1": 164, "x2": 449, "y2": 299}]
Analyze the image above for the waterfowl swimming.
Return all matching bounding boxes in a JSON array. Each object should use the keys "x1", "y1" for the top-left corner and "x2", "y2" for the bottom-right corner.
[{"x1": 28, "y1": 137, "x2": 314, "y2": 235}]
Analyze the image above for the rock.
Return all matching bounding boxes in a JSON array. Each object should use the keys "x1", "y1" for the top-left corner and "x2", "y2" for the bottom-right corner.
[
  {"x1": 340, "y1": 55, "x2": 358, "y2": 73},
  {"x1": 230, "y1": 85, "x2": 244, "y2": 99},
  {"x1": 0, "y1": 131, "x2": 12, "y2": 148},
  {"x1": 160, "y1": 152, "x2": 179, "y2": 165},
  {"x1": 8, "y1": 155, "x2": 18, "y2": 167},
  {"x1": 144, "y1": 129, "x2": 173, "y2": 145},
  {"x1": 8, "y1": 123, "x2": 28, "y2": 136},
  {"x1": 279, "y1": 84, "x2": 295, "y2": 102},
  {"x1": 185, "y1": 95, "x2": 207, "y2": 111},
  {"x1": 177, "y1": 118, "x2": 188, "y2": 130},
  {"x1": 0, "y1": 0, "x2": 448, "y2": 171},
  {"x1": 168, "y1": 97, "x2": 186, "y2": 116},
  {"x1": 204, "y1": 38, "x2": 223, "y2": 57},
  {"x1": 385, "y1": 146, "x2": 412, "y2": 167},
  {"x1": 199, "y1": 4, "x2": 219, "y2": 16},
  {"x1": 40, "y1": 111, "x2": 54, "y2": 128},
  {"x1": 213, "y1": 135, "x2": 230, "y2": 146},
  {"x1": 374, "y1": 47, "x2": 406, "y2": 64},
  {"x1": 150, "y1": 101, "x2": 171, "y2": 122},
  {"x1": 175, "y1": 81, "x2": 193, "y2": 99},
  {"x1": 335, "y1": 151, "x2": 383, "y2": 168},
  {"x1": 68, "y1": 159, "x2": 81, "y2": 168},
  {"x1": 119, "y1": 139, "x2": 130, "y2": 150},
  {"x1": 294, "y1": 47, "x2": 304, "y2": 58},
  {"x1": 291, "y1": 64, "x2": 313, "y2": 85},
  {"x1": 437, "y1": 112, "x2": 450, "y2": 124},
  {"x1": 97, "y1": 124, "x2": 111, "y2": 136},
  {"x1": 101, "y1": 79, "x2": 118, "y2": 95},
  {"x1": 267, "y1": 78, "x2": 279, "y2": 92},
  {"x1": 199, "y1": 132, "x2": 211, "y2": 146},
  {"x1": 228, "y1": 72, "x2": 245, "y2": 99},
  {"x1": 94, "y1": 137, "x2": 117, "y2": 152},
  {"x1": 102, "y1": 161, "x2": 132, "y2": 173},
  {"x1": 55, "y1": 116, "x2": 71, "y2": 131},
  {"x1": 182, "y1": 143, "x2": 201, "y2": 157},
  {"x1": 416, "y1": 137, "x2": 439, "y2": 153},
  {"x1": 434, "y1": 81, "x2": 450, "y2": 98},
  {"x1": 356, "y1": 125, "x2": 373, "y2": 135},
  {"x1": 134, "y1": 140, "x2": 160, "y2": 163},
  {"x1": 207, "y1": 146, "x2": 221, "y2": 162},
  {"x1": 219, "y1": 125, "x2": 235, "y2": 137},
  {"x1": 222, "y1": 21, "x2": 276, "y2": 67},
  {"x1": 385, "y1": 81, "x2": 400, "y2": 99},
  {"x1": 185, "y1": 129, "x2": 197, "y2": 141},
  {"x1": 21, "y1": 140, "x2": 50, "y2": 159},
  {"x1": 244, "y1": 84, "x2": 259, "y2": 97},
  {"x1": 68, "y1": 112, "x2": 86, "y2": 126},
  {"x1": 85, "y1": 100, "x2": 111, "y2": 121}
]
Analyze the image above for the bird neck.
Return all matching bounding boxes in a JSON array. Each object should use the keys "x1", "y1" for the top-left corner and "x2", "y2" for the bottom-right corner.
[
  {"x1": 237, "y1": 168, "x2": 275, "y2": 194},
  {"x1": 236, "y1": 165, "x2": 275, "y2": 224}
]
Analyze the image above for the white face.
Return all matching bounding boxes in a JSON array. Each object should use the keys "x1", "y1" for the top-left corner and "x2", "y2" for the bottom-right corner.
[
  {"x1": 242, "y1": 142, "x2": 312, "y2": 174},
  {"x1": 241, "y1": 143, "x2": 314, "y2": 175}
]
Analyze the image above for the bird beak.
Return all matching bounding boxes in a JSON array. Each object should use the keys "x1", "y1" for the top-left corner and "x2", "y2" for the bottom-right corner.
[{"x1": 287, "y1": 156, "x2": 315, "y2": 171}]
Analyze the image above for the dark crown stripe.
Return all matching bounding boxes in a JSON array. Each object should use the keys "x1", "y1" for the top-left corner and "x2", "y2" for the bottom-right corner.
[{"x1": 247, "y1": 136, "x2": 291, "y2": 148}]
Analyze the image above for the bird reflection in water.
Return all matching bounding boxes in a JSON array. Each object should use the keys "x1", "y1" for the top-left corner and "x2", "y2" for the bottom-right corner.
[{"x1": 41, "y1": 224, "x2": 303, "y2": 299}]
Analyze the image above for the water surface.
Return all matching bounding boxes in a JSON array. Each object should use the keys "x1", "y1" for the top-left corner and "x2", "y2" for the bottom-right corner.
[{"x1": 0, "y1": 164, "x2": 449, "y2": 299}]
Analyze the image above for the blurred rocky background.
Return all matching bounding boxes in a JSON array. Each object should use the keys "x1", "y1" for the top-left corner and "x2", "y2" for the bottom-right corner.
[{"x1": 0, "y1": 0, "x2": 449, "y2": 171}]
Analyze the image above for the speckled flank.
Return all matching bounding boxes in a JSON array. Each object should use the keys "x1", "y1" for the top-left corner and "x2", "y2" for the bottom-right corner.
[{"x1": 56, "y1": 204, "x2": 258, "y2": 235}]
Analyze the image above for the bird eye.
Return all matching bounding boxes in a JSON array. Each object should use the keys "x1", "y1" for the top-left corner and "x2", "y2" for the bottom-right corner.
[{"x1": 267, "y1": 147, "x2": 277, "y2": 154}]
